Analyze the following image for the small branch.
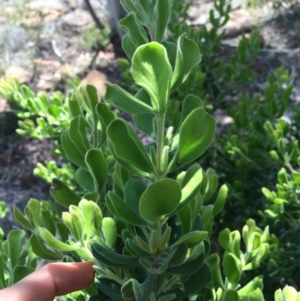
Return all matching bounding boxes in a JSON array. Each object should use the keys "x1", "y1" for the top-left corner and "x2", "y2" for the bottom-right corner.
[{"x1": 84, "y1": 0, "x2": 105, "y2": 30}]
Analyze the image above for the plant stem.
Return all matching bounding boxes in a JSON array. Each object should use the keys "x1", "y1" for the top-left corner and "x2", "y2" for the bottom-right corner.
[{"x1": 156, "y1": 113, "x2": 166, "y2": 177}]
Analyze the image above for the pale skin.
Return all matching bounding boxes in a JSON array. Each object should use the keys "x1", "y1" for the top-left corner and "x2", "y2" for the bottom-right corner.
[{"x1": 0, "y1": 261, "x2": 95, "y2": 301}]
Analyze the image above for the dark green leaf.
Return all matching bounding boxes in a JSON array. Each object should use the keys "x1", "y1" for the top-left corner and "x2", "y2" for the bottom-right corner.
[{"x1": 50, "y1": 178, "x2": 81, "y2": 208}]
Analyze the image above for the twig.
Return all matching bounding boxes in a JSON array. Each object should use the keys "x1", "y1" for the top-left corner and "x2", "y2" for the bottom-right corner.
[{"x1": 84, "y1": 0, "x2": 104, "y2": 30}]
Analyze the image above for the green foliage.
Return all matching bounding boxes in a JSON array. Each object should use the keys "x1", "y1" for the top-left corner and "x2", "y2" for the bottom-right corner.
[
  {"x1": 1, "y1": 0, "x2": 300, "y2": 300},
  {"x1": 0, "y1": 230, "x2": 37, "y2": 288}
]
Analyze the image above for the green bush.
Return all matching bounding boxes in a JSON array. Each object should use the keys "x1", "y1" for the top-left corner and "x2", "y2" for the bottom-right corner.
[{"x1": 1, "y1": 0, "x2": 300, "y2": 300}]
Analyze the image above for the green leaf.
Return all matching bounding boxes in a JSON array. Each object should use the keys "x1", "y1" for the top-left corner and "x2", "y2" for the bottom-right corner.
[
  {"x1": 125, "y1": 239, "x2": 153, "y2": 258},
  {"x1": 119, "y1": 12, "x2": 149, "y2": 47},
  {"x1": 69, "y1": 205, "x2": 85, "y2": 241},
  {"x1": 13, "y1": 208, "x2": 35, "y2": 231},
  {"x1": 30, "y1": 235, "x2": 61, "y2": 260},
  {"x1": 106, "y1": 192, "x2": 148, "y2": 226},
  {"x1": 50, "y1": 178, "x2": 81, "y2": 208},
  {"x1": 13, "y1": 266, "x2": 35, "y2": 284},
  {"x1": 132, "y1": 42, "x2": 172, "y2": 113},
  {"x1": 177, "y1": 205, "x2": 192, "y2": 234},
  {"x1": 171, "y1": 33, "x2": 201, "y2": 91},
  {"x1": 175, "y1": 163, "x2": 203, "y2": 212},
  {"x1": 7, "y1": 230, "x2": 25, "y2": 268},
  {"x1": 248, "y1": 288, "x2": 265, "y2": 301},
  {"x1": 168, "y1": 243, "x2": 188, "y2": 266},
  {"x1": 213, "y1": 184, "x2": 228, "y2": 215},
  {"x1": 107, "y1": 119, "x2": 153, "y2": 174},
  {"x1": 238, "y1": 277, "x2": 263, "y2": 298},
  {"x1": 178, "y1": 108, "x2": 215, "y2": 166},
  {"x1": 172, "y1": 231, "x2": 208, "y2": 248},
  {"x1": 27, "y1": 199, "x2": 41, "y2": 227},
  {"x1": 41, "y1": 210, "x2": 56, "y2": 236},
  {"x1": 168, "y1": 262, "x2": 211, "y2": 298},
  {"x1": 76, "y1": 168, "x2": 95, "y2": 192},
  {"x1": 223, "y1": 290, "x2": 239, "y2": 301},
  {"x1": 78, "y1": 199, "x2": 97, "y2": 239},
  {"x1": 102, "y1": 217, "x2": 117, "y2": 249},
  {"x1": 132, "y1": 89, "x2": 156, "y2": 137},
  {"x1": 69, "y1": 116, "x2": 90, "y2": 155},
  {"x1": 92, "y1": 242, "x2": 138, "y2": 267},
  {"x1": 121, "y1": 274, "x2": 155, "y2": 301},
  {"x1": 223, "y1": 252, "x2": 241, "y2": 285},
  {"x1": 179, "y1": 94, "x2": 204, "y2": 128},
  {"x1": 69, "y1": 94, "x2": 83, "y2": 118},
  {"x1": 155, "y1": 0, "x2": 171, "y2": 42},
  {"x1": 139, "y1": 179, "x2": 181, "y2": 222},
  {"x1": 124, "y1": 179, "x2": 147, "y2": 213},
  {"x1": 85, "y1": 149, "x2": 108, "y2": 192},
  {"x1": 61, "y1": 129, "x2": 86, "y2": 168},
  {"x1": 95, "y1": 102, "x2": 115, "y2": 146},
  {"x1": 207, "y1": 253, "x2": 224, "y2": 289},
  {"x1": 161, "y1": 41, "x2": 177, "y2": 69},
  {"x1": 105, "y1": 83, "x2": 153, "y2": 114},
  {"x1": 39, "y1": 228, "x2": 79, "y2": 251},
  {"x1": 122, "y1": 34, "x2": 137, "y2": 59},
  {"x1": 167, "y1": 251, "x2": 204, "y2": 274},
  {"x1": 95, "y1": 277, "x2": 122, "y2": 299}
]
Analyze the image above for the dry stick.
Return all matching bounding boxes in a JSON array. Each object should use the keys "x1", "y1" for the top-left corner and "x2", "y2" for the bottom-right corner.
[{"x1": 84, "y1": 0, "x2": 105, "y2": 30}]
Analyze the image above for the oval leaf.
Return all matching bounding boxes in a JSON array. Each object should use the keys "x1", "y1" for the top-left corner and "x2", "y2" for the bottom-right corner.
[
  {"x1": 132, "y1": 42, "x2": 172, "y2": 113},
  {"x1": 139, "y1": 179, "x2": 181, "y2": 222}
]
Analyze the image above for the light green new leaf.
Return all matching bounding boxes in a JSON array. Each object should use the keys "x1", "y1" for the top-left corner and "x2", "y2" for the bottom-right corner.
[
  {"x1": 213, "y1": 184, "x2": 228, "y2": 215},
  {"x1": 171, "y1": 33, "x2": 201, "y2": 91},
  {"x1": 223, "y1": 252, "x2": 241, "y2": 285},
  {"x1": 238, "y1": 277, "x2": 263, "y2": 298},
  {"x1": 223, "y1": 290, "x2": 239, "y2": 301},
  {"x1": 30, "y1": 235, "x2": 61, "y2": 260},
  {"x1": 79, "y1": 199, "x2": 96, "y2": 239},
  {"x1": 218, "y1": 228, "x2": 231, "y2": 252},
  {"x1": 178, "y1": 108, "x2": 215, "y2": 166},
  {"x1": 107, "y1": 119, "x2": 153, "y2": 173},
  {"x1": 248, "y1": 288, "x2": 265, "y2": 301},
  {"x1": 69, "y1": 205, "x2": 85, "y2": 241},
  {"x1": 105, "y1": 83, "x2": 153, "y2": 114},
  {"x1": 38, "y1": 228, "x2": 79, "y2": 251},
  {"x1": 132, "y1": 42, "x2": 172, "y2": 113},
  {"x1": 102, "y1": 217, "x2": 117, "y2": 249},
  {"x1": 85, "y1": 149, "x2": 108, "y2": 192},
  {"x1": 139, "y1": 179, "x2": 181, "y2": 222},
  {"x1": 27, "y1": 198, "x2": 41, "y2": 227},
  {"x1": 172, "y1": 231, "x2": 208, "y2": 248},
  {"x1": 175, "y1": 163, "x2": 203, "y2": 212}
]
